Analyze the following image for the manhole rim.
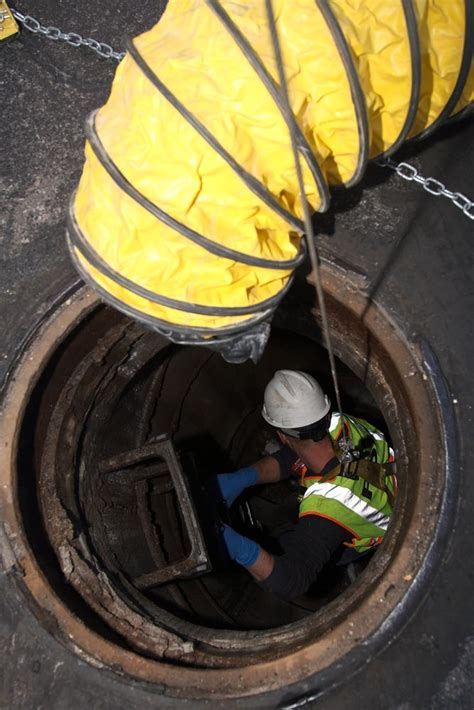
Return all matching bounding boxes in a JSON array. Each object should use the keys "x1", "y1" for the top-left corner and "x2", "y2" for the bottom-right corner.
[{"x1": 0, "y1": 271, "x2": 454, "y2": 701}]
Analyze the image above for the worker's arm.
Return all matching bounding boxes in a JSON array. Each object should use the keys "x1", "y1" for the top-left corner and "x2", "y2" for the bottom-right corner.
[
  {"x1": 246, "y1": 546, "x2": 275, "y2": 581},
  {"x1": 258, "y1": 516, "x2": 350, "y2": 599},
  {"x1": 217, "y1": 455, "x2": 281, "y2": 506},
  {"x1": 255, "y1": 455, "x2": 281, "y2": 483},
  {"x1": 223, "y1": 517, "x2": 350, "y2": 600}
]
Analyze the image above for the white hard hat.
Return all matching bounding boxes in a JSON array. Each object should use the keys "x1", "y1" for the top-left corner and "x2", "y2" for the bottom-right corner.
[{"x1": 262, "y1": 370, "x2": 331, "y2": 429}]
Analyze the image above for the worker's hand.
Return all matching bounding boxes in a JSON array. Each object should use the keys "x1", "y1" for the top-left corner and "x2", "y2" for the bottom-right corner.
[
  {"x1": 222, "y1": 525, "x2": 261, "y2": 567},
  {"x1": 217, "y1": 466, "x2": 258, "y2": 506}
]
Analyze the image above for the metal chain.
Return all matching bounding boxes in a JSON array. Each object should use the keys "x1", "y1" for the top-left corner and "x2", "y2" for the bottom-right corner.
[
  {"x1": 377, "y1": 157, "x2": 474, "y2": 221},
  {"x1": 10, "y1": 7, "x2": 125, "y2": 61}
]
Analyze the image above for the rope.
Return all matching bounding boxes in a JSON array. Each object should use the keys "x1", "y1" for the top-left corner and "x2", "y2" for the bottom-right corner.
[{"x1": 265, "y1": 0, "x2": 347, "y2": 445}]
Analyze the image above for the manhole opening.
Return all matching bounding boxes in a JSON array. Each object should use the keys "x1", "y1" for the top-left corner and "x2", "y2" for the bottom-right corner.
[
  {"x1": 2, "y1": 274, "x2": 445, "y2": 693},
  {"x1": 17, "y1": 298, "x2": 396, "y2": 647}
]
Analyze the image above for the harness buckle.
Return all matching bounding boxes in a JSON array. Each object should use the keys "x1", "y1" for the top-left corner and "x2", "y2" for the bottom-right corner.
[{"x1": 337, "y1": 436, "x2": 360, "y2": 464}]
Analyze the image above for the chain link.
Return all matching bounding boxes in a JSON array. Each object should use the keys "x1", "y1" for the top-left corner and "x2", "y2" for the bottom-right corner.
[
  {"x1": 10, "y1": 7, "x2": 125, "y2": 61},
  {"x1": 377, "y1": 157, "x2": 474, "y2": 221}
]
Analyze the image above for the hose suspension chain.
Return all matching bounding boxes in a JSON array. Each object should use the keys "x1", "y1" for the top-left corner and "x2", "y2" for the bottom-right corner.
[
  {"x1": 10, "y1": 6, "x2": 125, "y2": 61},
  {"x1": 265, "y1": 0, "x2": 352, "y2": 456},
  {"x1": 377, "y1": 157, "x2": 474, "y2": 221}
]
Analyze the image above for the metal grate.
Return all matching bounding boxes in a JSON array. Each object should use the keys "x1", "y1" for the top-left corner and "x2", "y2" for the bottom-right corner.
[{"x1": 98, "y1": 436, "x2": 210, "y2": 589}]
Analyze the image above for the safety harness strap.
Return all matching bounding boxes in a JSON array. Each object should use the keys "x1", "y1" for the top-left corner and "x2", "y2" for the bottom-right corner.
[{"x1": 319, "y1": 457, "x2": 396, "y2": 508}]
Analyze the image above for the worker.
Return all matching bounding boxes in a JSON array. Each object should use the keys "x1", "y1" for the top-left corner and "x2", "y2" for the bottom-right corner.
[{"x1": 218, "y1": 370, "x2": 396, "y2": 601}]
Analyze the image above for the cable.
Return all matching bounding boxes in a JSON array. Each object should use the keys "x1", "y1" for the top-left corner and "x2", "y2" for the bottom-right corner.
[{"x1": 265, "y1": 0, "x2": 347, "y2": 446}]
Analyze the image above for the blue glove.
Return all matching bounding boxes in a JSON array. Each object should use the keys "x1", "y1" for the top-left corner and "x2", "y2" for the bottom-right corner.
[
  {"x1": 222, "y1": 525, "x2": 261, "y2": 567},
  {"x1": 217, "y1": 466, "x2": 258, "y2": 507}
]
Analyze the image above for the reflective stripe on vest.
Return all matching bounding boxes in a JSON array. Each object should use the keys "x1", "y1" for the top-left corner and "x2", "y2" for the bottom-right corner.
[
  {"x1": 299, "y1": 475, "x2": 393, "y2": 552},
  {"x1": 303, "y1": 480, "x2": 391, "y2": 531},
  {"x1": 295, "y1": 414, "x2": 396, "y2": 552}
]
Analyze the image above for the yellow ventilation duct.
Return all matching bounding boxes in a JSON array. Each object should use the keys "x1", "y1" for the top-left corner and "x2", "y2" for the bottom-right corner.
[{"x1": 68, "y1": 0, "x2": 473, "y2": 362}]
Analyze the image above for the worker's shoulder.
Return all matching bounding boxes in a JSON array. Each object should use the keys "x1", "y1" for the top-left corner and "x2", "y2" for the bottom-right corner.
[{"x1": 331, "y1": 412, "x2": 384, "y2": 436}]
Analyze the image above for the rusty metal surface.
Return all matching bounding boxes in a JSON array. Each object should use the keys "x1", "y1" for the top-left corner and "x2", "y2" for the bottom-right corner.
[{"x1": 98, "y1": 438, "x2": 211, "y2": 588}]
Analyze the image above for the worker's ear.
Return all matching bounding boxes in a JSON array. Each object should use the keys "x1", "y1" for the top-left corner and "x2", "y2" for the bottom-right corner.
[{"x1": 277, "y1": 430, "x2": 288, "y2": 445}]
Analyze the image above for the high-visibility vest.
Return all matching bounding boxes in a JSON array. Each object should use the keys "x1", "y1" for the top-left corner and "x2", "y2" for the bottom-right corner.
[
  {"x1": 329, "y1": 413, "x2": 395, "y2": 464},
  {"x1": 298, "y1": 414, "x2": 397, "y2": 554}
]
